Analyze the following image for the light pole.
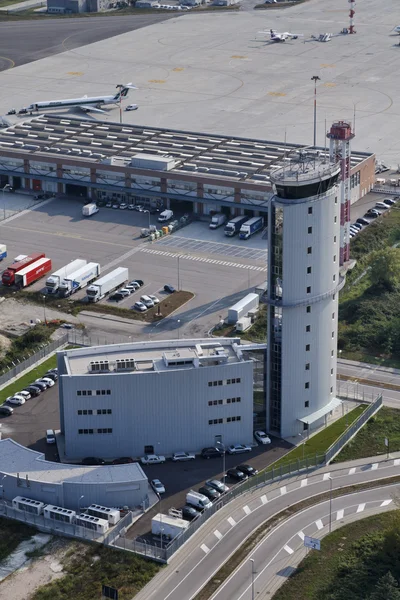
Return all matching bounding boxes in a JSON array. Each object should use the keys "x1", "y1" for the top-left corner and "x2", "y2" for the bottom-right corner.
[
  {"x1": 78, "y1": 495, "x2": 84, "y2": 514},
  {"x1": 144, "y1": 210, "x2": 151, "y2": 229},
  {"x1": 1, "y1": 184, "x2": 11, "y2": 221},
  {"x1": 116, "y1": 84, "x2": 124, "y2": 124},
  {"x1": 250, "y1": 558, "x2": 255, "y2": 600},
  {"x1": 311, "y1": 75, "x2": 321, "y2": 147},
  {"x1": 216, "y1": 441, "x2": 226, "y2": 486},
  {"x1": 177, "y1": 255, "x2": 180, "y2": 291},
  {"x1": 177, "y1": 319, "x2": 181, "y2": 340},
  {"x1": 42, "y1": 295, "x2": 47, "y2": 325},
  {"x1": 328, "y1": 476, "x2": 332, "y2": 533},
  {"x1": 1, "y1": 475, "x2": 6, "y2": 503},
  {"x1": 298, "y1": 433, "x2": 305, "y2": 461}
]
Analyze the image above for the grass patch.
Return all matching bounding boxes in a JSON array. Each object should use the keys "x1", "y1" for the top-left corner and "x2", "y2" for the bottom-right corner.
[
  {"x1": 0, "y1": 324, "x2": 55, "y2": 374},
  {"x1": 338, "y1": 350, "x2": 400, "y2": 370},
  {"x1": 332, "y1": 407, "x2": 400, "y2": 462},
  {"x1": 214, "y1": 304, "x2": 267, "y2": 343},
  {"x1": 270, "y1": 405, "x2": 367, "y2": 469},
  {"x1": 0, "y1": 354, "x2": 57, "y2": 404},
  {"x1": 31, "y1": 541, "x2": 161, "y2": 600},
  {"x1": 0, "y1": 518, "x2": 36, "y2": 562}
]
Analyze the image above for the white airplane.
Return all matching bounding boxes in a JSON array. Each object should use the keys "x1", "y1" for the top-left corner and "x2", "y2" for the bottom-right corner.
[
  {"x1": 258, "y1": 29, "x2": 304, "y2": 42},
  {"x1": 21, "y1": 83, "x2": 137, "y2": 114},
  {"x1": 394, "y1": 25, "x2": 400, "y2": 34}
]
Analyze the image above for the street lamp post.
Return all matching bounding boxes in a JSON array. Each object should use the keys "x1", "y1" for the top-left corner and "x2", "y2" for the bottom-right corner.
[
  {"x1": 298, "y1": 433, "x2": 305, "y2": 462},
  {"x1": 311, "y1": 75, "x2": 321, "y2": 147},
  {"x1": 216, "y1": 441, "x2": 226, "y2": 486},
  {"x1": 42, "y1": 295, "x2": 47, "y2": 325},
  {"x1": 250, "y1": 558, "x2": 255, "y2": 600},
  {"x1": 1, "y1": 475, "x2": 6, "y2": 504},
  {"x1": 328, "y1": 476, "x2": 332, "y2": 533},
  {"x1": 116, "y1": 84, "x2": 124, "y2": 124},
  {"x1": 177, "y1": 255, "x2": 180, "y2": 291},
  {"x1": 78, "y1": 495, "x2": 84, "y2": 514},
  {"x1": 1, "y1": 184, "x2": 11, "y2": 221},
  {"x1": 177, "y1": 319, "x2": 181, "y2": 340},
  {"x1": 144, "y1": 210, "x2": 151, "y2": 229}
]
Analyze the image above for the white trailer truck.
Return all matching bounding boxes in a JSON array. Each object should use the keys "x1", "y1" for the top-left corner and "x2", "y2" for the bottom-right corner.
[
  {"x1": 58, "y1": 262, "x2": 101, "y2": 297},
  {"x1": 151, "y1": 514, "x2": 189, "y2": 540},
  {"x1": 82, "y1": 203, "x2": 99, "y2": 217},
  {"x1": 45, "y1": 259, "x2": 87, "y2": 294},
  {"x1": 86, "y1": 267, "x2": 128, "y2": 302}
]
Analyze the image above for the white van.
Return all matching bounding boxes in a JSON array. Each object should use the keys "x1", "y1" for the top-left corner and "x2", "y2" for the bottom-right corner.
[
  {"x1": 140, "y1": 295, "x2": 154, "y2": 308},
  {"x1": 46, "y1": 429, "x2": 56, "y2": 444},
  {"x1": 186, "y1": 490, "x2": 212, "y2": 510}
]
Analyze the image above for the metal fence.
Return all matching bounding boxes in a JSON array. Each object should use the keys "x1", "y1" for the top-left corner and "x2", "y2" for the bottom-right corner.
[
  {"x1": 336, "y1": 379, "x2": 383, "y2": 403},
  {"x1": 0, "y1": 334, "x2": 69, "y2": 388},
  {"x1": 103, "y1": 511, "x2": 133, "y2": 546}
]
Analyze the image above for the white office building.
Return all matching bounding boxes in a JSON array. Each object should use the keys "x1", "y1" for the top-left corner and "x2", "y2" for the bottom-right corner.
[
  {"x1": 267, "y1": 150, "x2": 344, "y2": 438},
  {"x1": 58, "y1": 339, "x2": 261, "y2": 460}
]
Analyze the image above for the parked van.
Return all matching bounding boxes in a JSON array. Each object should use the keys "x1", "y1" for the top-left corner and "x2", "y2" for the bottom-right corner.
[
  {"x1": 140, "y1": 295, "x2": 154, "y2": 308},
  {"x1": 186, "y1": 490, "x2": 213, "y2": 510},
  {"x1": 46, "y1": 429, "x2": 56, "y2": 444}
]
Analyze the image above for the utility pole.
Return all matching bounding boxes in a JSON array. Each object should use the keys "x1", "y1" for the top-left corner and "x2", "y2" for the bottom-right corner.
[{"x1": 311, "y1": 76, "x2": 321, "y2": 147}]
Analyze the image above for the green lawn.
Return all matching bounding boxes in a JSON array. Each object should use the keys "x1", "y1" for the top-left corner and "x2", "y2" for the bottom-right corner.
[
  {"x1": 0, "y1": 354, "x2": 57, "y2": 404},
  {"x1": 339, "y1": 350, "x2": 400, "y2": 370},
  {"x1": 273, "y1": 511, "x2": 399, "y2": 600},
  {"x1": 270, "y1": 405, "x2": 367, "y2": 469},
  {"x1": 333, "y1": 407, "x2": 400, "y2": 462}
]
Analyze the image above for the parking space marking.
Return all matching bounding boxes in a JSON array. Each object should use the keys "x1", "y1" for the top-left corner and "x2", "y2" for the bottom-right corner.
[
  {"x1": 301, "y1": 479, "x2": 308, "y2": 487},
  {"x1": 140, "y1": 247, "x2": 267, "y2": 271},
  {"x1": 243, "y1": 505, "x2": 251, "y2": 516},
  {"x1": 323, "y1": 473, "x2": 331, "y2": 481},
  {"x1": 214, "y1": 530, "x2": 223, "y2": 541},
  {"x1": 394, "y1": 459, "x2": 400, "y2": 466},
  {"x1": 227, "y1": 516, "x2": 236, "y2": 527},
  {"x1": 356, "y1": 503, "x2": 366, "y2": 513},
  {"x1": 261, "y1": 495, "x2": 268, "y2": 504},
  {"x1": 381, "y1": 499, "x2": 392, "y2": 507},
  {"x1": 298, "y1": 531, "x2": 305, "y2": 541},
  {"x1": 349, "y1": 467, "x2": 356, "y2": 475},
  {"x1": 316, "y1": 519, "x2": 324, "y2": 530},
  {"x1": 371, "y1": 463, "x2": 378, "y2": 471},
  {"x1": 157, "y1": 235, "x2": 268, "y2": 262},
  {"x1": 200, "y1": 544, "x2": 210, "y2": 554},
  {"x1": 280, "y1": 486, "x2": 287, "y2": 496},
  {"x1": 337, "y1": 509, "x2": 344, "y2": 520},
  {"x1": 284, "y1": 544, "x2": 294, "y2": 555}
]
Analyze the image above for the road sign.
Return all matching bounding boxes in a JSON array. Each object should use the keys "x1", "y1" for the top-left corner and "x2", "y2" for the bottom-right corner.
[
  {"x1": 304, "y1": 536, "x2": 320, "y2": 551},
  {"x1": 102, "y1": 585, "x2": 118, "y2": 600},
  {"x1": 385, "y1": 437, "x2": 389, "y2": 447}
]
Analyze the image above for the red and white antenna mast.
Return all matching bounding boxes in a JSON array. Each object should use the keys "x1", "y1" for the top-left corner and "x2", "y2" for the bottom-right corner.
[{"x1": 349, "y1": 0, "x2": 356, "y2": 33}]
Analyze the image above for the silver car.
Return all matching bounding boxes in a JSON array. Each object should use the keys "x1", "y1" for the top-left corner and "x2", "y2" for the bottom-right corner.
[
  {"x1": 172, "y1": 452, "x2": 195, "y2": 462},
  {"x1": 227, "y1": 444, "x2": 252, "y2": 455}
]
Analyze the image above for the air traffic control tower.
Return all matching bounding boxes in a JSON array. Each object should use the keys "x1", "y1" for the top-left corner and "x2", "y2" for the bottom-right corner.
[{"x1": 267, "y1": 150, "x2": 344, "y2": 438}]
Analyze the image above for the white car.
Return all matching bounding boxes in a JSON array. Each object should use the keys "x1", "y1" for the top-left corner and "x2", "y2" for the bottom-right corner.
[
  {"x1": 141, "y1": 454, "x2": 166, "y2": 465},
  {"x1": 254, "y1": 431, "x2": 272, "y2": 445},
  {"x1": 119, "y1": 203, "x2": 128, "y2": 209},
  {"x1": 36, "y1": 377, "x2": 55, "y2": 387},
  {"x1": 149, "y1": 294, "x2": 160, "y2": 304},
  {"x1": 140, "y1": 295, "x2": 154, "y2": 308},
  {"x1": 128, "y1": 281, "x2": 141, "y2": 290},
  {"x1": 134, "y1": 301, "x2": 147, "y2": 312},
  {"x1": 125, "y1": 104, "x2": 138, "y2": 111},
  {"x1": 172, "y1": 452, "x2": 195, "y2": 462},
  {"x1": 125, "y1": 285, "x2": 138, "y2": 293},
  {"x1": 119, "y1": 289, "x2": 132, "y2": 297},
  {"x1": 151, "y1": 479, "x2": 166, "y2": 494},
  {"x1": 227, "y1": 444, "x2": 252, "y2": 455},
  {"x1": 7, "y1": 395, "x2": 25, "y2": 406},
  {"x1": 17, "y1": 390, "x2": 31, "y2": 400}
]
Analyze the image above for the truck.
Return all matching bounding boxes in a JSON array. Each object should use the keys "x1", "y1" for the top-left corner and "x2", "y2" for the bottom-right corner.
[
  {"x1": 239, "y1": 216, "x2": 264, "y2": 240},
  {"x1": 151, "y1": 514, "x2": 189, "y2": 540},
  {"x1": 209, "y1": 213, "x2": 227, "y2": 229},
  {"x1": 58, "y1": 262, "x2": 101, "y2": 297},
  {"x1": 45, "y1": 259, "x2": 87, "y2": 295},
  {"x1": 14, "y1": 257, "x2": 52, "y2": 289},
  {"x1": 82, "y1": 203, "x2": 99, "y2": 217},
  {"x1": 86, "y1": 267, "x2": 128, "y2": 302},
  {"x1": 0, "y1": 244, "x2": 6, "y2": 261},
  {"x1": 2, "y1": 252, "x2": 45, "y2": 286},
  {"x1": 224, "y1": 215, "x2": 248, "y2": 237},
  {"x1": 158, "y1": 209, "x2": 173, "y2": 223}
]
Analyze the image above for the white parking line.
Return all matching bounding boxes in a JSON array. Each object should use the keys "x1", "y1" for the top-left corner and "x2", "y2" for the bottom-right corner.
[
  {"x1": 243, "y1": 505, "x2": 251, "y2": 516},
  {"x1": 280, "y1": 486, "x2": 287, "y2": 496},
  {"x1": 371, "y1": 463, "x2": 379, "y2": 470},
  {"x1": 200, "y1": 544, "x2": 210, "y2": 554},
  {"x1": 297, "y1": 531, "x2": 305, "y2": 541},
  {"x1": 323, "y1": 473, "x2": 331, "y2": 481},
  {"x1": 356, "y1": 503, "x2": 366, "y2": 513},
  {"x1": 301, "y1": 479, "x2": 308, "y2": 487},
  {"x1": 140, "y1": 247, "x2": 267, "y2": 271},
  {"x1": 214, "y1": 530, "x2": 223, "y2": 541},
  {"x1": 315, "y1": 519, "x2": 324, "y2": 530},
  {"x1": 283, "y1": 544, "x2": 294, "y2": 555},
  {"x1": 227, "y1": 516, "x2": 236, "y2": 527},
  {"x1": 337, "y1": 509, "x2": 344, "y2": 520},
  {"x1": 381, "y1": 499, "x2": 392, "y2": 507},
  {"x1": 349, "y1": 467, "x2": 356, "y2": 475},
  {"x1": 260, "y1": 495, "x2": 268, "y2": 504},
  {"x1": 394, "y1": 459, "x2": 400, "y2": 466}
]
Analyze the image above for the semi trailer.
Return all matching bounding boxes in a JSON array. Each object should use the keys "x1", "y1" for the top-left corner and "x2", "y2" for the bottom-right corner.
[
  {"x1": 2, "y1": 252, "x2": 45, "y2": 286},
  {"x1": 14, "y1": 257, "x2": 52, "y2": 288},
  {"x1": 86, "y1": 267, "x2": 128, "y2": 302},
  {"x1": 45, "y1": 259, "x2": 87, "y2": 294},
  {"x1": 58, "y1": 262, "x2": 101, "y2": 297},
  {"x1": 0, "y1": 244, "x2": 6, "y2": 261},
  {"x1": 224, "y1": 216, "x2": 248, "y2": 237},
  {"x1": 239, "y1": 216, "x2": 264, "y2": 240}
]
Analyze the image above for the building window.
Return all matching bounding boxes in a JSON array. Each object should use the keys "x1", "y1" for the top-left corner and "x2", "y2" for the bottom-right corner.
[
  {"x1": 335, "y1": 196, "x2": 338, "y2": 204},
  {"x1": 307, "y1": 266, "x2": 312, "y2": 274},
  {"x1": 306, "y1": 344, "x2": 310, "y2": 351},
  {"x1": 77, "y1": 391, "x2": 81, "y2": 396},
  {"x1": 305, "y1": 382, "x2": 309, "y2": 389},
  {"x1": 227, "y1": 379, "x2": 231, "y2": 384},
  {"x1": 208, "y1": 382, "x2": 212, "y2": 387},
  {"x1": 334, "y1": 216, "x2": 337, "y2": 223},
  {"x1": 334, "y1": 236, "x2": 337, "y2": 243},
  {"x1": 332, "y1": 331, "x2": 335, "y2": 338},
  {"x1": 82, "y1": 391, "x2": 87, "y2": 396},
  {"x1": 331, "y1": 368, "x2": 334, "y2": 375},
  {"x1": 330, "y1": 386, "x2": 333, "y2": 393},
  {"x1": 331, "y1": 350, "x2": 334, "y2": 357},
  {"x1": 333, "y1": 255, "x2": 336, "y2": 262},
  {"x1": 306, "y1": 306, "x2": 311, "y2": 313},
  {"x1": 306, "y1": 325, "x2": 311, "y2": 332},
  {"x1": 305, "y1": 363, "x2": 310, "y2": 370},
  {"x1": 307, "y1": 286, "x2": 311, "y2": 294},
  {"x1": 332, "y1": 312, "x2": 335, "y2": 319},
  {"x1": 208, "y1": 418, "x2": 223, "y2": 425},
  {"x1": 307, "y1": 247, "x2": 312, "y2": 254},
  {"x1": 308, "y1": 226, "x2": 312, "y2": 234},
  {"x1": 305, "y1": 401, "x2": 309, "y2": 408},
  {"x1": 308, "y1": 206, "x2": 313, "y2": 214},
  {"x1": 218, "y1": 380, "x2": 223, "y2": 386}
]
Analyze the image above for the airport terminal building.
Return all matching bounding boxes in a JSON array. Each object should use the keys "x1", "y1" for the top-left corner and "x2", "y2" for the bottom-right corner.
[
  {"x1": 0, "y1": 115, "x2": 375, "y2": 217},
  {"x1": 57, "y1": 339, "x2": 264, "y2": 460}
]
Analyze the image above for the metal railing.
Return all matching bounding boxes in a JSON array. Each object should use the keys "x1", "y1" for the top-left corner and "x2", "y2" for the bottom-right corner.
[
  {"x1": 103, "y1": 511, "x2": 133, "y2": 546},
  {"x1": 0, "y1": 334, "x2": 69, "y2": 388}
]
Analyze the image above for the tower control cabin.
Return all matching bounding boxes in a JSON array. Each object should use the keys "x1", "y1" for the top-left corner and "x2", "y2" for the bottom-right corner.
[{"x1": 267, "y1": 150, "x2": 343, "y2": 438}]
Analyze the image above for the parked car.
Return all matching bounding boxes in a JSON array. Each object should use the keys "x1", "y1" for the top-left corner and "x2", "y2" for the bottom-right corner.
[
  {"x1": 375, "y1": 201, "x2": 389, "y2": 210},
  {"x1": 109, "y1": 293, "x2": 124, "y2": 302},
  {"x1": 149, "y1": 294, "x2": 160, "y2": 304},
  {"x1": 351, "y1": 222, "x2": 363, "y2": 231},
  {"x1": 134, "y1": 301, "x2": 147, "y2": 312},
  {"x1": 7, "y1": 108, "x2": 16, "y2": 115},
  {"x1": 164, "y1": 284, "x2": 176, "y2": 294},
  {"x1": 17, "y1": 390, "x2": 31, "y2": 400},
  {"x1": 125, "y1": 104, "x2": 139, "y2": 111},
  {"x1": 181, "y1": 505, "x2": 200, "y2": 521},
  {"x1": 45, "y1": 372, "x2": 58, "y2": 381},
  {"x1": 141, "y1": 454, "x2": 166, "y2": 465},
  {"x1": 46, "y1": 429, "x2": 56, "y2": 444},
  {"x1": 131, "y1": 279, "x2": 144, "y2": 287},
  {"x1": 151, "y1": 479, "x2": 166, "y2": 494},
  {"x1": 112, "y1": 203, "x2": 120, "y2": 209},
  {"x1": 6, "y1": 395, "x2": 26, "y2": 405},
  {"x1": 383, "y1": 198, "x2": 396, "y2": 206},
  {"x1": 226, "y1": 467, "x2": 248, "y2": 481},
  {"x1": 31, "y1": 381, "x2": 47, "y2": 391},
  {"x1": 356, "y1": 217, "x2": 370, "y2": 226},
  {"x1": 172, "y1": 452, "x2": 195, "y2": 462},
  {"x1": 254, "y1": 431, "x2": 271, "y2": 445},
  {"x1": 140, "y1": 295, "x2": 154, "y2": 308},
  {"x1": 367, "y1": 208, "x2": 381, "y2": 217},
  {"x1": 237, "y1": 464, "x2": 258, "y2": 477},
  {"x1": 118, "y1": 289, "x2": 132, "y2": 297},
  {"x1": 112, "y1": 457, "x2": 134, "y2": 464},
  {"x1": 201, "y1": 447, "x2": 224, "y2": 459},
  {"x1": 125, "y1": 285, "x2": 138, "y2": 294},
  {"x1": 24, "y1": 386, "x2": 41, "y2": 397},
  {"x1": 0, "y1": 405, "x2": 13, "y2": 416},
  {"x1": 198, "y1": 486, "x2": 220, "y2": 501},
  {"x1": 133, "y1": 205, "x2": 144, "y2": 211},
  {"x1": 205, "y1": 479, "x2": 229, "y2": 493},
  {"x1": 37, "y1": 377, "x2": 55, "y2": 387},
  {"x1": 128, "y1": 281, "x2": 141, "y2": 291},
  {"x1": 227, "y1": 444, "x2": 252, "y2": 455},
  {"x1": 106, "y1": 201, "x2": 112, "y2": 208},
  {"x1": 81, "y1": 457, "x2": 105, "y2": 465}
]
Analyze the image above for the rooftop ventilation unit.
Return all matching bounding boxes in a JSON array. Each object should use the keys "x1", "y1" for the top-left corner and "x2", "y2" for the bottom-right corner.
[{"x1": 89, "y1": 360, "x2": 110, "y2": 372}]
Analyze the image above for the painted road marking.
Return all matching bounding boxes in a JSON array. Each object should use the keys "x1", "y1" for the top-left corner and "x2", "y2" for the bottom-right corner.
[
  {"x1": 349, "y1": 467, "x2": 356, "y2": 475},
  {"x1": 214, "y1": 530, "x2": 223, "y2": 541},
  {"x1": 301, "y1": 479, "x2": 308, "y2": 487},
  {"x1": 200, "y1": 544, "x2": 210, "y2": 554},
  {"x1": 280, "y1": 486, "x2": 287, "y2": 496},
  {"x1": 381, "y1": 499, "x2": 392, "y2": 507},
  {"x1": 298, "y1": 531, "x2": 305, "y2": 541},
  {"x1": 316, "y1": 519, "x2": 324, "y2": 530},
  {"x1": 371, "y1": 463, "x2": 379, "y2": 470},
  {"x1": 323, "y1": 473, "x2": 331, "y2": 481},
  {"x1": 337, "y1": 509, "x2": 344, "y2": 520},
  {"x1": 357, "y1": 503, "x2": 366, "y2": 513},
  {"x1": 140, "y1": 247, "x2": 267, "y2": 272},
  {"x1": 243, "y1": 505, "x2": 251, "y2": 516},
  {"x1": 394, "y1": 459, "x2": 400, "y2": 466},
  {"x1": 227, "y1": 517, "x2": 236, "y2": 527},
  {"x1": 284, "y1": 544, "x2": 294, "y2": 555},
  {"x1": 261, "y1": 495, "x2": 268, "y2": 504}
]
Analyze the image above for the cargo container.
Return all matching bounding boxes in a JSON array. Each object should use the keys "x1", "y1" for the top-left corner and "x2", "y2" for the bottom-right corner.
[
  {"x1": 58, "y1": 262, "x2": 101, "y2": 297},
  {"x1": 86, "y1": 267, "x2": 128, "y2": 302},
  {"x1": 239, "y1": 216, "x2": 264, "y2": 240},
  {"x1": 224, "y1": 216, "x2": 248, "y2": 237},
  {"x1": 82, "y1": 203, "x2": 99, "y2": 217},
  {"x1": 151, "y1": 513, "x2": 189, "y2": 540},
  {"x1": 0, "y1": 244, "x2": 6, "y2": 261},
  {"x1": 45, "y1": 259, "x2": 87, "y2": 294},
  {"x1": 15, "y1": 257, "x2": 52, "y2": 288},
  {"x1": 2, "y1": 252, "x2": 45, "y2": 286},
  {"x1": 228, "y1": 293, "x2": 259, "y2": 324}
]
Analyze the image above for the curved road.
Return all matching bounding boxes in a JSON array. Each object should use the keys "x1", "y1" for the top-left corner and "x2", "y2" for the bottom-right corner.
[{"x1": 133, "y1": 456, "x2": 400, "y2": 600}]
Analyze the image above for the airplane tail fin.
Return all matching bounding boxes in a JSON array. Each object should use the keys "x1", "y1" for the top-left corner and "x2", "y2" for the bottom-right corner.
[{"x1": 113, "y1": 82, "x2": 135, "y2": 101}]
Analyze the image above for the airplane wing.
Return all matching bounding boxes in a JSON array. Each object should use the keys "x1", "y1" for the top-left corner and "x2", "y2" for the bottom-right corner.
[{"x1": 80, "y1": 105, "x2": 107, "y2": 114}]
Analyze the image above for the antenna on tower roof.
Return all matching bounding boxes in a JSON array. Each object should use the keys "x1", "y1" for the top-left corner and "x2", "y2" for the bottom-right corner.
[
  {"x1": 324, "y1": 117, "x2": 327, "y2": 160},
  {"x1": 353, "y1": 104, "x2": 356, "y2": 136}
]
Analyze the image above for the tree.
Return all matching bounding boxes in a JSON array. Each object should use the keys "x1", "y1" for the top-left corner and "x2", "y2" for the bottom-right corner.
[
  {"x1": 367, "y1": 572, "x2": 400, "y2": 600},
  {"x1": 369, "y1": 248, "x2": 400, "y2": 291}
]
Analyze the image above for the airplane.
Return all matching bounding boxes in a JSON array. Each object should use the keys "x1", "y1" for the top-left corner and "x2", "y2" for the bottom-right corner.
[
  {"x1": 394, "y1": 25, "x2": 400, "y2": 34},
  {"x1": 258, "y1": 29, "x2": 304, "y2": 42},
  {"x1": 20, "y1": 83, "x2": 138, "y2": 114}
]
